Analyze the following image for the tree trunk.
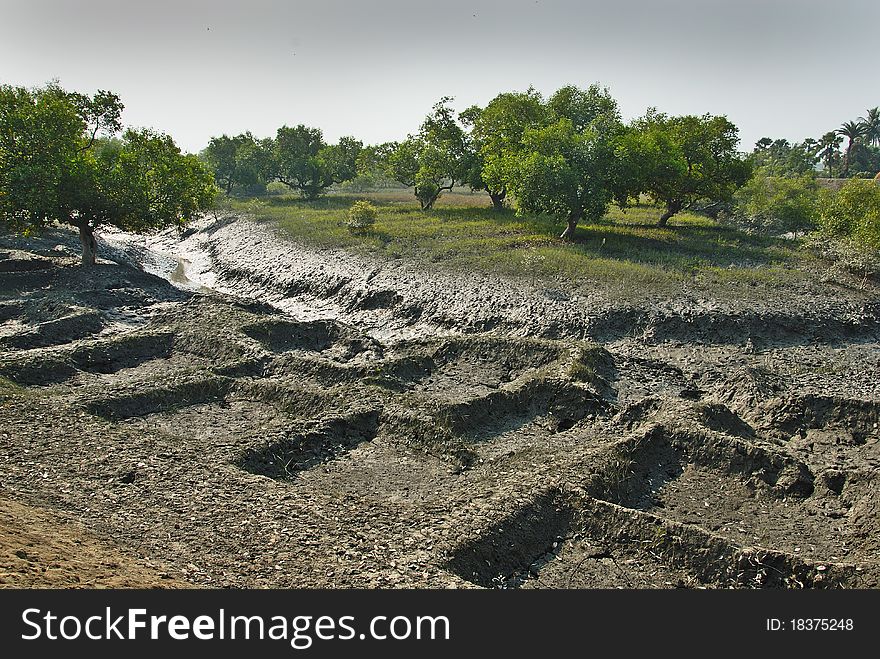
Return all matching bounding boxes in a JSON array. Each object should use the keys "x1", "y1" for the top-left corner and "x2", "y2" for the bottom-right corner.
[
  {"x1": 658, "y1": 200, "x2": 682, "y2": 227},
  {"x1": 842, "y1": 140, "x2": 853, "y2": 177},
  {"x1": 418, "y1": 188, "x2": 441, "y2": 210},
  {"x1": 489, "y1": 189, "x2": 506, "y2": 211},
  {"x1": 79, "y1": 224, "x2": 97, "y2": 266},
  {"x1": 560, "y1": 209, "x2": 582, "y2": 240}
]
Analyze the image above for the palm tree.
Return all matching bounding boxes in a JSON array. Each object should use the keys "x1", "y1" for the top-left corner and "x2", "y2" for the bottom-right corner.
[
  {"x1": 859, "y1": 107, "x2": 880, "y2": 147},
  {"x1": 838, "y1": 121, "x2": 866, "y2": 176},
  {"x1": 818, "y1": 131, "x2": 842, "y2": 177}
]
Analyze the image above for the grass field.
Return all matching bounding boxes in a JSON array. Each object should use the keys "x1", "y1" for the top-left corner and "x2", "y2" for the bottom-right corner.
[{"x1": 220, "y1": 188, "x2": 817, "y2": 297}]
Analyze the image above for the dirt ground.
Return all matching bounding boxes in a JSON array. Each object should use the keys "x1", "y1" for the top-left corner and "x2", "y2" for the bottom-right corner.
[
  {"x1": 0, "y1": 218, "x2": 878, "y2": 589},
  {"x1": 0, "y1": 497, "x2": 191, "y2": 588}
]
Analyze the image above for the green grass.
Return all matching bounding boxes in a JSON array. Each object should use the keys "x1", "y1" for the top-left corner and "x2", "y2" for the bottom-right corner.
[
  {"x1": 0, "y1": 375, "x2": 26, "y2": 402},
  {"x1": 220, "y1": 189, "x2": 815, "y2": 298}
]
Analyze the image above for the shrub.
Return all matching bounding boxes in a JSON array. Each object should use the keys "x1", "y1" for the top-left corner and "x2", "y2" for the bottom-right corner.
[
  {"x1": 345, "y1": 200, "x2": 378, "y2": 232},
  {"x1": 732, "y1": 172, "x2": 818, "y2": 235},
  {"x1": 817, "y1": 178, "x2": 880, "y2": 251},
  {"x1": 810, "y1": 178, "x2": 880, "y2": 285}
]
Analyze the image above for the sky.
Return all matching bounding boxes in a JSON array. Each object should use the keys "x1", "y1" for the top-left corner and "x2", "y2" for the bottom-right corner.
[{"x1": 1, "y1": 0, "x2": 878, "y2": 154}]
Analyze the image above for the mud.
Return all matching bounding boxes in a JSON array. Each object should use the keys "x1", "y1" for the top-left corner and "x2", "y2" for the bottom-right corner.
[{"x1": 0, "y1": 220, "x2": 878, "y2": 589}]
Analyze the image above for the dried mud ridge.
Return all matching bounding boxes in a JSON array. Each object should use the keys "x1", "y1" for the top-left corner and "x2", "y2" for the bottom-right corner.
[{"x1": 1, "y1": 228, "x2": 879, "y2": 589}]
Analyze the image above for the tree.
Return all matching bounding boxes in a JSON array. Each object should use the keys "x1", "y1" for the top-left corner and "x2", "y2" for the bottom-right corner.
[
  {"x1": 0, "y1": 83, "x2": 216, "y2": 265},
  {"x1": 273, "y1": 124, "x2": 361, "y2": 199},
  {"x1": 846, "y1": 143, "x2": 880, "y2": 177},
  {"x1": 818, "y1": 131, "x2": 843, "y2": 177},
  {"x1": 346, "y1": 142, "x2": 397, "y2": 190},
  {"x1": 750, "y1": 138, "x2": 818, "y2": 177},
  {"x1": 503, "y1": 85, "x2": 630, "y2": 240},
  {"x1": 838, "y1": 120, "x2": 867, "y2": 177},
  {"x1": 629, "y1": 112, "x2": 751, "y2": 226},
  {"x1": 859, "y1": 107, "x2": 880, "y2": 147},
  {"x1": 461, "y1": 88, "x2": 546, "y2": 211},
  {"x1": 385, "y1": 98, "x2": 471, "y2": 210},
  {"x1": 202, "y1": 132, "x2": 274, "y2": 195}
]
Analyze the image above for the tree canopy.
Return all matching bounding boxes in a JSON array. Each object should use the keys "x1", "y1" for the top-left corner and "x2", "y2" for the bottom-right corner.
[
  {"x1": 501, "y1": 85, "x2": 633, "y2": 239},
  {"x1": 461, "y1": 88, "x2": 546, "y2": 211},
  {"x1": 626, "y1": 111, "x2": 751, "y2": 225},
  {"x1": 385, "y1": 98, "x2": 472, "y2": 210},
  {"x1": 202, "y1": 132, "x2": 274, "y2": 195},
  {"x1": 0, "y1": 82, "x2": 216, "y2": 264},
  {"x1": 273, "y1": 125, "x2": 362, "y2": 200}
]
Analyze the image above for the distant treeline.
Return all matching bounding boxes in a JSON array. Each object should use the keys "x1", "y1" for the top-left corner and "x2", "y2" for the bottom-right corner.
[{"x1": 201, "y1": 86, "x2": 879, "y2": 241}]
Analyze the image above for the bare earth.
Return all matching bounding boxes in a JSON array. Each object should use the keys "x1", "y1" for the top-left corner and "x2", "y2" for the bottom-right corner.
[
  {"x1": 0, "y1": 497, "x2": 190, "y2": 588},
  {"x1": 0, "y1": 217, "x2": 878, "y2": 589}
]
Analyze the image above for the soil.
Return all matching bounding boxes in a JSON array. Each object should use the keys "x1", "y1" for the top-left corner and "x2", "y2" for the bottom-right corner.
[{"x1": 0, "y1": 217, "x2": 878, "y2": 589}]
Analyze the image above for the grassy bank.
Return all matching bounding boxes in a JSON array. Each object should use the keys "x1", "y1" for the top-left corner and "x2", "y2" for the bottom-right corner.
[{"x1": 220, "y1": 189, "x2": 816, "y2": 296}]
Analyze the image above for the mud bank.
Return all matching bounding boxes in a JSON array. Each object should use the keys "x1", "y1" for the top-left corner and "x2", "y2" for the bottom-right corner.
[
  {"x1": 0, "y1": 223, "x2": 878, "y2": 588},
  {"x1": 104, "y1": 215, "x2": 880, "y2": 345}
]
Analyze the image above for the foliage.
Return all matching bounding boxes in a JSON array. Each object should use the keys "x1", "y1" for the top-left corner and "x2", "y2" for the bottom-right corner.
[
  {"x1": 202, "y1": 132, "x2": 274, "y2": 195},
  {"x1": 750, "y1": 138, "x2": 818, "y2": 177},
  {"x1": 845, "y1": 143, "x2": 880, "y2": 178},
  {"x1": 503, "y1": 84, "x2": 631, "y2": 239},
  {"x1": 0, "y1": 82, "x2": 114, "y2": 234},
  {"x1": 859, "y1": 107, "x2": 880, "y2": 147},
  {"x1": 732, "y1": 171, "x2": 819, "y2": 235},
  {"x1": 817, "y1": 132, "x2": 843, "y2": 178},
  {"x1": 344, "y1": 143, "x2": 397, "y2": 190},
  {"x1": 838, "y1": 120, "x2": 867, "y2": 177},
  {"x1": 0, "y1": 82, "x2": 216, "y2": 264},
  {"x1": 385, "y1": 98, "x2": 472, "y2": 210},
  {"x1": 461, "y1": 88, "x2": 547, "y2": 210},
  {"x1": 816, "y1": 178, "x2": 880, "y2": 251},
  {"x1": 274, "y1": 124, "x2": 361, "y2": 199},
  {"x1": 100, "y1": 129, "x2": 217, "y2": 233},
  {"x1": 345, "y1": 200, "x2": 378, "y2": 232},
  {"x1": 627, "y1": 111, "x2": 752, "y2": 225}
]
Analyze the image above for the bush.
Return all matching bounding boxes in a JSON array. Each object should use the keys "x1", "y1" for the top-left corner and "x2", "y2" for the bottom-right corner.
[
  {"x1": 817, "y1": 178, "x2": 880, "y2": 251},
  {"x1": 345, "y1": 200, "x2": 378, "y2": 232},
  {"x1": 810, "y1": 178, "x2": 880, "y2": 285},
  {"x1": 732, "y1": 172, "x2": 818, "y2": 235}
]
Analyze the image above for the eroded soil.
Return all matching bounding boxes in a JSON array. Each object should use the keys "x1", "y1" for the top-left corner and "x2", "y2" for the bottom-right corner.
[{"x1": 1, "y1": 220, "x2": 878, "y2": 589}]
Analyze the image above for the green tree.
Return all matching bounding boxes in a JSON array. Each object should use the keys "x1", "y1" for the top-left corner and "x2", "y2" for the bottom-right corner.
[
  {"x1": 859, "y1": 107, "x2": 880, "y2": 147},
  {"x1": 847, "y1": 143, "x2": 880, "y2": 177},
  {"x1": 385, "y1": 98, "x2": 471, "y2": 210},
  {"x1": 202, "y1": 134, "x2": 242, "y2": 194},
  {"x1": 461, "y1": 88, "x2": 546, "y2": 211},
  {"x1": 274, "y1": 125, "x2": 361, "y2": 199},
  {"x1": 0, "y1": 83, "x2": 216, "y2": 265},
  {"x1": 629, "y1": 112, "x2": 751, "y2": 226},
  {"x1": 503, "y1": 85, "x2": 630, "y2": 239},
  {"x1": 202, "y1": 132, "x2": 274, "y2": 195},
  {"x1": 818, "y1": 131, "x2": 843, "y2": 177},
  {"x1": 750, "y1": 138, "x2": 818, "y2": 177},
  {"x1": 345, "y1": 142, "x2": 397, "y2": 191},
  {"x1": 838, "y1": 120, "x2": 867, "y2": 177}
]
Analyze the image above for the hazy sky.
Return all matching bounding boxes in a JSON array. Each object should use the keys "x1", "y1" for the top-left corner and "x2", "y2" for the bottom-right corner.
[{"x1": 1, "y1": 0, "x2": 878, "y2": 153}]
